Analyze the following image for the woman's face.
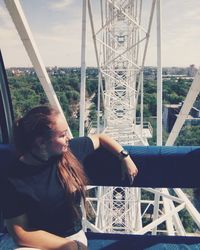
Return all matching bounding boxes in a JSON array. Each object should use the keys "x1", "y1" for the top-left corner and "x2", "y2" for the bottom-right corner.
[{"x1": 46, "y1": 114, "x2": 70, "y2": 156}]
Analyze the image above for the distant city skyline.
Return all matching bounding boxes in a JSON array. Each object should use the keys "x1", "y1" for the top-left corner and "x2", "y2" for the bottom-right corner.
[{"x1": 0, "y1": 0, "x2": 200, "y2": 68}]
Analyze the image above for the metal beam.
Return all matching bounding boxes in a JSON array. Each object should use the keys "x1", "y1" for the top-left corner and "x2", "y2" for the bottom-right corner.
[
  {"x1": 79, "y1": 0, "x2": 88, "y2": 136},
  {"x1": 162, "y1": 188, "x2": 175, "y2": 235},
  {"x1": 175, "y1": 188, "x2": 200, "y2": 228},
  {"x1": 156, "y1": 0, "x2": 162, "y2": 146}
]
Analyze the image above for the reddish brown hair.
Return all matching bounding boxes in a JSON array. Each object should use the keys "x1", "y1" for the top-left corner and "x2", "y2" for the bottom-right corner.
[{"x1": 13, "y1": 105, "x2": 87, "y2": 206}]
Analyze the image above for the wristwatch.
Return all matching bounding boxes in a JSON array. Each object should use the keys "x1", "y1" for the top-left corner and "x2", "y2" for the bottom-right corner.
[{"x1": 118, "y1": 149, "x2": 129, "y2": 160}]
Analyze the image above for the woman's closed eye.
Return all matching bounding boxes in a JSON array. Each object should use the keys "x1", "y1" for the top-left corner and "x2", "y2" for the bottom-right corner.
[{"x1": 59, "y1": 130, "x2": 69, "y2": 138}]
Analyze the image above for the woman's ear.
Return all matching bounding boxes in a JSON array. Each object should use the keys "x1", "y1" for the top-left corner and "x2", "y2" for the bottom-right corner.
[
  {"x1": 34, "y1": 137, "x2": 49, "y2": 159},
  {"x1": 35, "y1": 137, "x2": 45, "y2": 148}
]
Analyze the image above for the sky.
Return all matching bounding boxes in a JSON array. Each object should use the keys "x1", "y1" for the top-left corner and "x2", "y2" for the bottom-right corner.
[{"x1": 0, "y1": 0, "x2": 200, "y2": 68}]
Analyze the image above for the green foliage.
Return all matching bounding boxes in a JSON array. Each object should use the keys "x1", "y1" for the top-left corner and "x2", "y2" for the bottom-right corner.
[
  {"x1": 141, "y1": 77, "x2": 192, "y2": 145},
  {"x1": 68, "y1": 117, "x2": 79, "y2": 137},
  {"x1": 144, "y1": 93, "x2": 157, "y2": 116},
  {"x1": 7, "y1": 73, "x2": 82, "y2": 135},
  {"x1": 176, "y1": 126, "x2": 200, "y2": 146},
  {"x1": 7, "y1": 70, "x2": 193, "y2": 141},
  {"x1": 8, "y1": 75, "x2": 44, "y2": 117},
  {"x1": 86, "y1": 78, "x2": 98, "y2": 97},
  {"x1": 7, "y1": 69, "x2": 101, "y2": 136},
  {"x1": 88, "y1": 103, "x2": 97, "y2": 122},
  {"x1": 143, "y1": 78, "x2": 191, "y2": 117},
  {"x1": 179, "y1": 209, "x2": 198, "y2": 233}
]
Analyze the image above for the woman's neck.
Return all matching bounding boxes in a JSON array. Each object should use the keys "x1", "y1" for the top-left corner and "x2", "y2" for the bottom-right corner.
[
  {"x1": 30, "y1": 151, "x2": 49, "y2": 164},
  {"x1": 20, "y1": 150, "x2": 49, "y2": 166}
]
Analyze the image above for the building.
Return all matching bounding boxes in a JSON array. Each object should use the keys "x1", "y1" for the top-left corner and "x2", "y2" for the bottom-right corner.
[{"x1": 163, "y1": 103, "x2": 200, "y2": 133}]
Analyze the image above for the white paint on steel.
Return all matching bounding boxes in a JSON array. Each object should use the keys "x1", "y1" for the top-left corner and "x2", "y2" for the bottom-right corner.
[
  {"x1": 162, "y1": 188, "x2": 175, "y2": 235},
  {"x1": 174, "y1": 188, "x2": 200, "y2": 228},
  {"x1": 137, "y1": 203, "x2": 185, "y2": 235},
  {"x1": 79, "y1": 0, "x2": 88, "y2": 136},
  {"x1": 162, "y1": 188, "x2": 186, "y2": 236},
  {"x1": 156, "y1": 0, "x2": 163, "y2": 146},
  {"x1": 152, "y1": 189, "x2": 161, "y2": 235}
]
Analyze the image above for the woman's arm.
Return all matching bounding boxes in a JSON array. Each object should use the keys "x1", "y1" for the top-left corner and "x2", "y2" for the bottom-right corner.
[
  {"x1": 89, "y1": 133, "x2": 138, "y2": 179},
  {"x1": 6, "y1": 214, "x2": 86, "y2": 250}
]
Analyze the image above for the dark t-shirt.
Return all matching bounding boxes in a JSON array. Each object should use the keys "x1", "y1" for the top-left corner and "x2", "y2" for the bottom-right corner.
[{"x1": 1, "y1": 136, "x2": 94, "y2": 237}]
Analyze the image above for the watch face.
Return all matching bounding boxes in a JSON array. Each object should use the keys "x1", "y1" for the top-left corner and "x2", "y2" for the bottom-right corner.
[{"x1": 121, "y1": 149, "x2": 129, "y2": 157}]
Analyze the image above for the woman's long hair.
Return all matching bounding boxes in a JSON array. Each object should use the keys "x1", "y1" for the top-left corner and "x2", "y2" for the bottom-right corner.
[{"x1": 13, "y1": 105, "x2": 88, "y2": 211}]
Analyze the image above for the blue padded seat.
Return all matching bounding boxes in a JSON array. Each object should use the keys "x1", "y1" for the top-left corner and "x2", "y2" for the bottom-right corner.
[
  {"x1": 1, "y1": 144, "x2": 200, "y2": 248},
  {"x1": 86, "y1": 232, "x2": 200, "y2": 250},
  {"x1": 84, "y1": 146, "x2": 200, "y2": 188}
]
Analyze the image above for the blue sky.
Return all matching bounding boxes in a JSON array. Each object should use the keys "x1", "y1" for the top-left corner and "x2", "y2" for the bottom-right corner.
[{"x1": 0, "y1": 0, "x2": 200, "y2": 68}]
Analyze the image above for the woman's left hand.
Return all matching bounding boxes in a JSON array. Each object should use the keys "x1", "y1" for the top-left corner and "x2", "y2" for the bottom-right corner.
[{"x1": 121, "y1": 156, "x2": 138, "y2": 185}]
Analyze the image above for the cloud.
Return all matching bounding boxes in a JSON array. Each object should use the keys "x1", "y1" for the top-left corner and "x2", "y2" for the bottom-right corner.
[
  {"x1": 184, "y1": 9, "x2": 200, "y2": 21},
  {"x1": 0, "y1": 3, "x2": 14, "y2": 28},
  {"x1": 30, "y1": 17, "x2": 97, "y2": 67},
  {"x1": 1, "y1": 0, "x2": 200, "y2": 67},
  {"x1": 0, "y1": 3, "x2": 23, "y2": 47},
  {"x1": 49, "y1": 0, "x2": 73, "y2": 11},
  {"x1": 0, "y1": 27, "x2": 18, "y2": 42},
  {"x1": 0, "y1": 4, "x2": 7, "y2": 18}
]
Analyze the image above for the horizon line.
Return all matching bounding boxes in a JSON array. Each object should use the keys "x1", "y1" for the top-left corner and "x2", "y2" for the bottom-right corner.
[{"x1": 5, "y1": 65, "x2": 198, "y2": 69}]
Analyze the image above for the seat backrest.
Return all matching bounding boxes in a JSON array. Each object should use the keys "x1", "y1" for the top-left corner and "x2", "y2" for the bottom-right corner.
[
  {"x1": 84, "y1": 145, "x2": 200, "y2": 188},
  {"x1": 0, "y1": 144, "x2": 16, "y2": 233}
]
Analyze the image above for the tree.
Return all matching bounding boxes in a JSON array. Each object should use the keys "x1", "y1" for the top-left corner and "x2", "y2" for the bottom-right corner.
[
  {"x1": 11, "y1": 87, "x2": 40, "y2": 117},
  {"x1": 176, "y1": 126, "x2": 200, "y2": 146}
]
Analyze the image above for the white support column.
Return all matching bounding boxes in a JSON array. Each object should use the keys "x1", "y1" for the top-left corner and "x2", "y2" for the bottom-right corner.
[
  {"x1": 140, "y1": 70, "x2": 144, "y2": 135},
  {"x1": 163, "y1": 188, "x2": 186, "y2": 235},
  {"x1": 97, "y1": 72, "x2": 102, "y2": 133},
  {"x1": 136, "y1": 0, "x2": 156, "y2": 104},
  {"x1": 95, "y1": 187, "x2": 103, "y2": 228},
  {"x1": 134, "y1": 188, "x2": 143, "y2": 230},
  {"x1": 162, "y1": 188, "x2": 175, "y2": 235},
  {"x1": 4, "y1": 0, "x2": 72, "y2": 137},
  {"x1": 156, "y1": 0, "x2": 162, "y2": 146},
  {"x1": 79, "y1": 0, "x2": 88, "y2": 136},
  {"x1": 152, "y1": 189, "x2": 161, "y2": 235}
]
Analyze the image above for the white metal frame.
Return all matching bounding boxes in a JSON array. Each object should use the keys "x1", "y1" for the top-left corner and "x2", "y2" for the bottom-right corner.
[
  {"x1": 87, "y1": 0, "x2": 155, "y2": 145},
  {"x1": 86, "y1": 0, "x2": 155, "y2": 234},
  {"x1": 86, "y1": 186, "x2": 200, "y2": 235},
  {"x1": 85, "y1": 0, "x2": 200, "y2": 235},
  {"x1": 156, "y1": 0, "x2": 162, "y2": 146},
  {"x1": 79, "y1": 0, "x2": 88, "y2": 136}
]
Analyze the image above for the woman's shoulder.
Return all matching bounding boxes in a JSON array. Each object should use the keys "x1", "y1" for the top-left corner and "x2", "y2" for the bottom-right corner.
[
  {"x1": 69, "y1": 136, "x2": 95, "y2": 162},
  {"x1": 69, "y1": 136, "x2": 93, "y2": 145}
]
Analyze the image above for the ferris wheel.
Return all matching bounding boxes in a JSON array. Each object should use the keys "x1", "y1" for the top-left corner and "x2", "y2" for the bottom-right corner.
[
  {"x1": 4, "y1": 0, "x2": 200, "y2": 236},
  {"x1": 80, "y1": 0, "x2": 200, "y2": 235}
]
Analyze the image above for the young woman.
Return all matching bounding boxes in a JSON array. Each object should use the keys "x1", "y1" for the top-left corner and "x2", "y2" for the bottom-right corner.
[{"x1": 1, "y1": 105, "x2": 138, "y2": 250}]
